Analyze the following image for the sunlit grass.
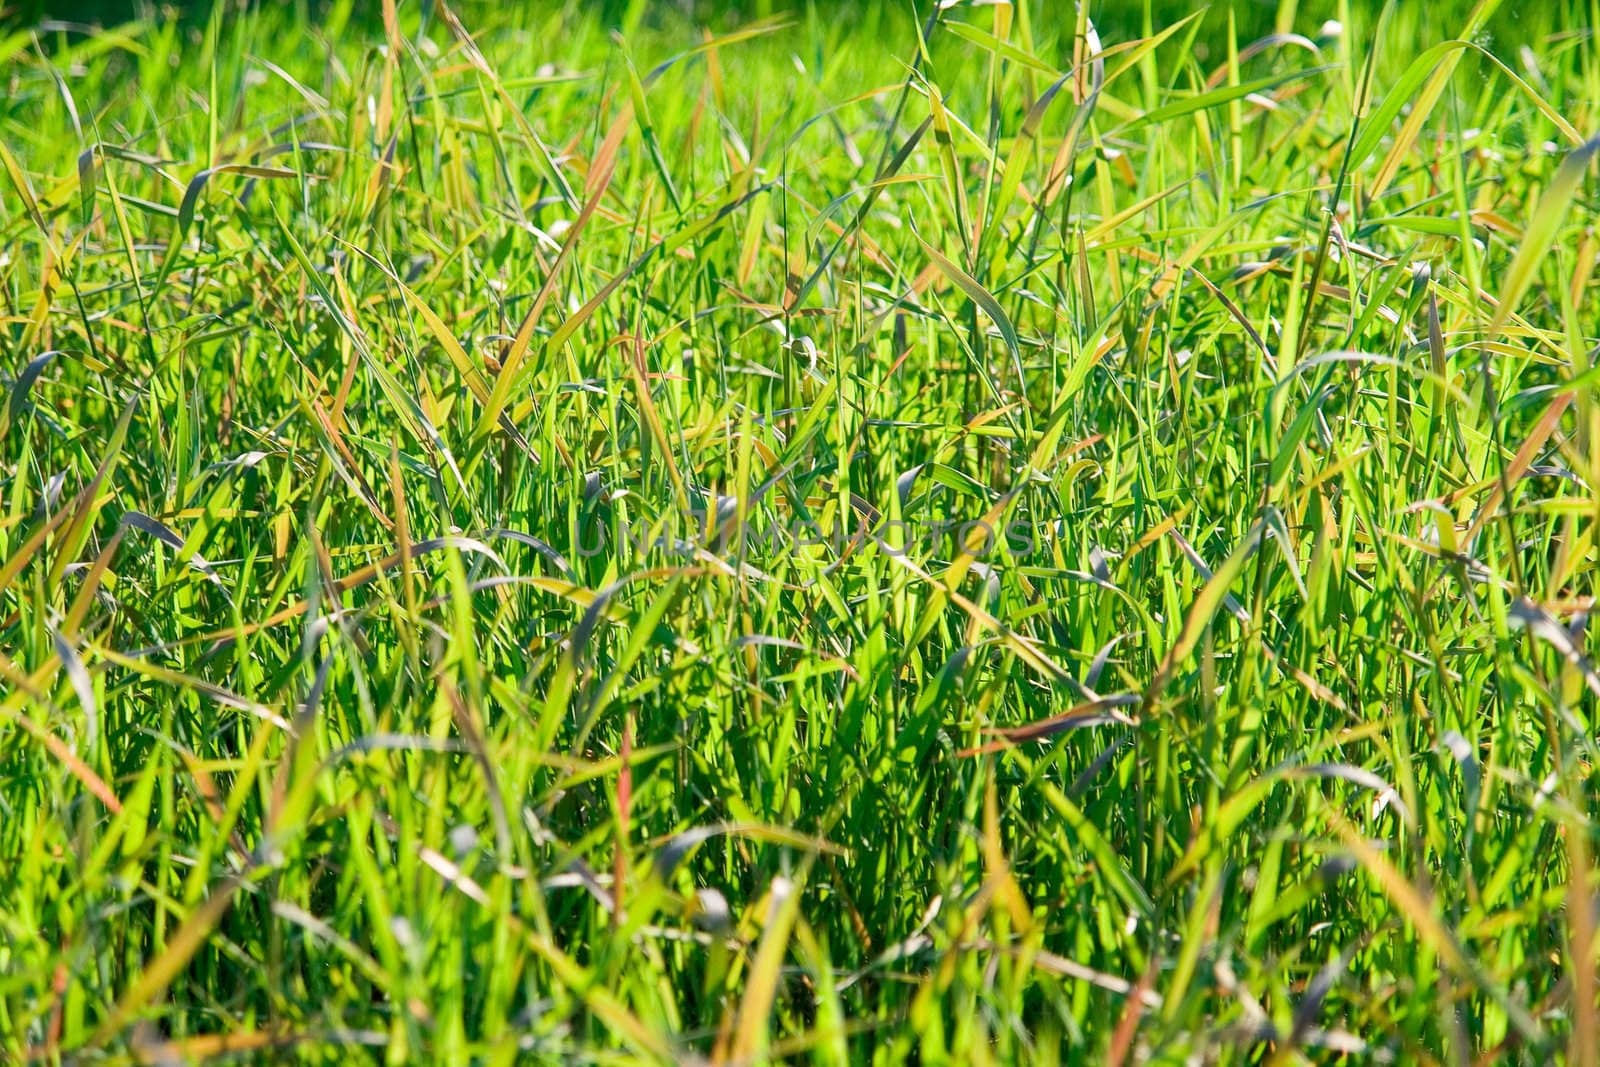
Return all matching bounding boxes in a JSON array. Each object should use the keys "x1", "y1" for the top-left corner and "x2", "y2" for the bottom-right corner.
[{"x1": 3, "y1": 0, "x2": 1600, "y2": 1061}]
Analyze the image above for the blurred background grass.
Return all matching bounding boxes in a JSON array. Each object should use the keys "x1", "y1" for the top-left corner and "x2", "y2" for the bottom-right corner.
[{"x1": 4, "y1": 0, "x2": 1571, "y2": 50}]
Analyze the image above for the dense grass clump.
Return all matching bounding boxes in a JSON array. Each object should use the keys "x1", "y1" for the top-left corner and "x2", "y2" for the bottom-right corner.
[{"x1": 3, "y1": 0, "x2": 1600, "y2": 1061}]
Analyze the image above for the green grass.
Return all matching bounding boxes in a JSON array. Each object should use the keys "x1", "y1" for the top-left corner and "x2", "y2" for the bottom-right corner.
[{"x1": 2, "y1": 0, "x2": 1600, "y2": 1061}]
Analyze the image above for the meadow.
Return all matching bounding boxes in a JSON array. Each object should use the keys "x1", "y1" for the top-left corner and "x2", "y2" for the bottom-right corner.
[{"x1": 3, "y1": 0, "x2": 1600, "y2": 1061}]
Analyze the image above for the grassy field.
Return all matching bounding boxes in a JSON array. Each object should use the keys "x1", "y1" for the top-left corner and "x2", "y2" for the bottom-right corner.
[{"x1": 3, "y1": 0, "x2": 1600, "y2": 1061}]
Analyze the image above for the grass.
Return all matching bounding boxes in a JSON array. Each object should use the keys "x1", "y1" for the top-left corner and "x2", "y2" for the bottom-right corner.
[{"x1": 2, "y1": 0, "x2": 1599, "y2": 1060}]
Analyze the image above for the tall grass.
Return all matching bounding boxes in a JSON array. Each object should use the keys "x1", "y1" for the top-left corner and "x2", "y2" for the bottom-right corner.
[{"x1": 2, "y1": 0, "x2": 1599, "y2": 1061}]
